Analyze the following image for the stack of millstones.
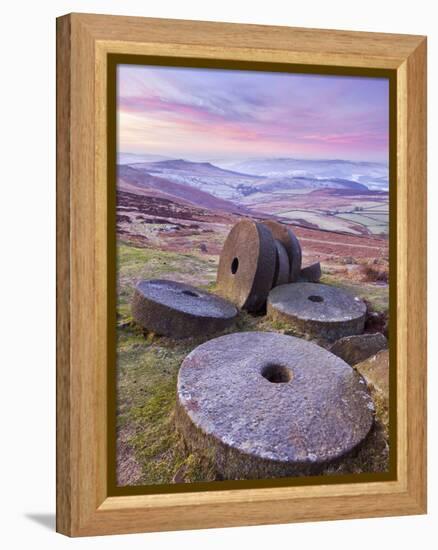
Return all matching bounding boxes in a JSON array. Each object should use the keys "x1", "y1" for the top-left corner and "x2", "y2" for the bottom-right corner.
[
  {"x1": 216, "y1": 219, "x2": 320, "y2": 312},
  {"x1": 130, "y1": 218, "x2": 366, "y2": 342}
]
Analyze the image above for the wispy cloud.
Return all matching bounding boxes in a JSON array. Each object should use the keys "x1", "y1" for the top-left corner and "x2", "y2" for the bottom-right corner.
[{"x1": 117, "y1": 65, "x2": 389, "y2": 162}]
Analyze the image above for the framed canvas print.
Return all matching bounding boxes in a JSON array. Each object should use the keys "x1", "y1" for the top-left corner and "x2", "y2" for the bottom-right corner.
[{"x1": 56, "y1": 13, "x2": 427, "y2": 536}]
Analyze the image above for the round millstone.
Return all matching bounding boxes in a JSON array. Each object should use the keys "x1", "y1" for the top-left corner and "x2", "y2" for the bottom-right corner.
[
  {"x1": 267, "y1": 283, "x2": 367, "y2": 340},
  {"x1": 131, "y1": 279, "x2": 238, "y2": 339},
  {"x1": 216, "y1": 219, "x2": 276, "y2": 312},
  {"x1": 273, "y1": 240, "x2": 290, "y2": 287},
  {"x1": 176, "y1": 331, "x2": 374, "y2": 479},
  {"x1": 262, "y1": 220, "x2": 302, "y2": 282}
]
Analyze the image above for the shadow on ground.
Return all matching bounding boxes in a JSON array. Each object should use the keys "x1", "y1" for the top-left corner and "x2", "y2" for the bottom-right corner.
[{"x1": 25, "y1": 513, "x2": 56, "y2": 531}]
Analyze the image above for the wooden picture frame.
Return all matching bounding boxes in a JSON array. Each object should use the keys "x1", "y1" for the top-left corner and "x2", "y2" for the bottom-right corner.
[{"x1": 56, "y1": 13, "x2": 427, "y2": 536}]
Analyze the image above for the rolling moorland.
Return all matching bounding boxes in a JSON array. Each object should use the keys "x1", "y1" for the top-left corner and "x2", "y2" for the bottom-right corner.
[{"x1": 115, "y1": 155, "x2": 390, "y2": 486}]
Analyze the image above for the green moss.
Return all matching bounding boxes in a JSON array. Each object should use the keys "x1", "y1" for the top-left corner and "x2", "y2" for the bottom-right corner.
[
  {"x1": 116, "y1": 306, "x2": 222, "y2": 485},
  {"x1": 182, "y1": 451, "x2": 217, "y2": 482}
]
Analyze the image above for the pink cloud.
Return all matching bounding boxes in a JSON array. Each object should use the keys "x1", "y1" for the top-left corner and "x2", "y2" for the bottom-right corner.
[{"x1": 117, "y1": 65, "x2": 389, "y2": 161}]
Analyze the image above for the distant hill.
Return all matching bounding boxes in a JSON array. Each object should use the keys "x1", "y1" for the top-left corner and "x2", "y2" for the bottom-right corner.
[
  {"x1": 124, "y1": 159, "x2": 261, "y2": 201},
  {"x1": 222, "y1": 157, "x2": 389, "y2": 191},
  {"x1": 117, "y1": 156, "x2": 389, "y2": 237},
  {"x1": 118, "y1": 156, "x2": 388, "y2": 205},
  {"x1": 117, "y1": 152, "x2": 171, "y2": 164},
  {"x1": 129, "y1": 159, "x2": 257, "y2": 178},
  {"x1": 117, "y1": 165, "x2": 251, "y2": 215},
  {"x1": 255, "y1": 176, "x2": 369, "y2": 193}
]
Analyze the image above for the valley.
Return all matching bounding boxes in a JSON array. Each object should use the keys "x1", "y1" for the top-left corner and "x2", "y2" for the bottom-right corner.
[
  {"x1": 115, "y1": 154, "x2": 390, "y2": 486},
  {"x1": 118, "y1": 156, "x2": 389, "y2": 237}
]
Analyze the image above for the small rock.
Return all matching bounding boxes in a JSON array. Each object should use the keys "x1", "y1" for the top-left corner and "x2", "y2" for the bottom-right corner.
[
  {"x1": 299, "y1": 262, "x2": 322, "y2": 282},
  {"x1": 172, "y1": 463, "x2": 188, "y2": 484},
  {"x1": 329, "y1": 333, "x2": 388, "y2": 366},
  {"x1": 354, "y1": 350, "x2": 390, "y2": 436},
  {"x1": 354, "y1": 349, "x2": 389, "y2": 397},
  {"x1": 364, "y1": 302, "x2": 389, "y2": 337}
]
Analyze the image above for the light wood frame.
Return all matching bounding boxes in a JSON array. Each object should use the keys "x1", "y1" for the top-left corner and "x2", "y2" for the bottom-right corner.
[{"x1": 56, "y1": 13, "x2": 427, "y2": 536}]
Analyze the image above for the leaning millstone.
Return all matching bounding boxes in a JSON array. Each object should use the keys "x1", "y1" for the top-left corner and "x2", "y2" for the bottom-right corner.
[
  {"x1": 299, "y1": 262, "x2": 322, "y2": 283},
  {"x1": 216, "y1": 219, "x2": 276, "y2": 312},
  {"x1": 131, "y1": 279, "x2": 238, "y2": 339},
  {"x1": 262, "y1": 220, "x2": 302, "y2": 282},
  {"x1": 267, "y1": 283, "x2": 366, "y2": 340},
  {"x1": 176, "y1": 331, "x2": 374, "y2": 479},
  {"x1": 329, "y1": 333, "x2": 388, "y2": 366},
  {"x1": 272, "y1": 240, "x2": 290, "y2": 287}
]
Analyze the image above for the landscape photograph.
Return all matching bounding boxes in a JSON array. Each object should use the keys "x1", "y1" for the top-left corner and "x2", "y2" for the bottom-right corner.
[{"x1": 114, "y1": 63, "x2": 391, "y2": 487}]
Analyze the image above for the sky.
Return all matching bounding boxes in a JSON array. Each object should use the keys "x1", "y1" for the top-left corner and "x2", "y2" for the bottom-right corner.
[{"x1": 117, "y1": 64, "x2": 389, "y2": 163}]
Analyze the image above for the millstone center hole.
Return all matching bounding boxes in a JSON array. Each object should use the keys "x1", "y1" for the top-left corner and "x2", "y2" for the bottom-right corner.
[
  {"x1": 231, "y1": 257, "x2": 239, "y2": 274},
  {"x1": 261, "y1": 364, "x2": 292, "y2": 384},
  {"x1": 308, "y1": 295, "x2": 324, "y2": 303},
  {"x1": 182, "y1": 290, "x2": 199, "y2": 298}
]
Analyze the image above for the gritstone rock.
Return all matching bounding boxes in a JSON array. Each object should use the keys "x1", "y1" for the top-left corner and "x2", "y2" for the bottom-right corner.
[
  {"x1": 267, "y1": 282, "x2": 366, "y2": 340},
  {"x1": 299, "y1": 262, "x2": 322, "y2": 283},
  {"x1": 262, "y1": 220, "x2": 302, "y2": 282},
  {"x1": 272, "y1": 240, "x2": 290, "y2": 287},
  {"x1": 329, "y1": 333, "x2": 388, "y2": 366},
  {"x1": 216, "y1": 219, "x2": 276, "y2": 312},
  {"x1": 131, "y1": 279, "x2": 238, "y2": 339},
  {"x1": 176, "y1": 331, "x2": 374, "y2": 479},
  {"x1": 354, "y1": 349, "x2": 389, "y2": 398}
]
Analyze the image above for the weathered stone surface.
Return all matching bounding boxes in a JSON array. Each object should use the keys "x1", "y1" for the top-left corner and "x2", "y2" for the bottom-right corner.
[
  {"x1": 216, "y1": 219, "x2": 276, "y2": 311},
  {"x1": 272, "y1": 240, "x2": 290, "y2": 287},
  {"x1": 176, "y1": 331, "x2": 374, "y2": 479},
  {"x1": 262, "y1": 220, "x2": 302, "y2": 282},
  {"x1": 329, "y1": 333, "x2": 388, "y2": 366},
  {"x1": 354, "y1": 350, "x2": 389, "y2": 437},
  {"x1": 299, "y1": 262, "x2": 322, "y2": 283},
  {"x1": 131, "y1": 279, "x2": 238, "y2": 339},
  {"x1": 267, "y1": 283, "x2": 366, "y2": 340},
  {"x1": 355, "y1": 349, "x2": 389, "y2": 398}
]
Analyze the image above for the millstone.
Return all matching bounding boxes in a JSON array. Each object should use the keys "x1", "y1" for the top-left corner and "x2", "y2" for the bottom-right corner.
[
  {"x1": 176, "y1": 331, "x2": 374, "y2": 479},
  {"x1": 131, "y1": 279, "x2": 238, "y2": 339},
  {"x1": 273, "y1": 240, "x2": 290, "y2": 287},
  {"x1": 299, "y1": 262, "x2": 322, "y2": 283},
  {"x1": 262, "y1": 220, "x2": 302, "y2": 282},
  {"x1": 267, "y1": 283, "x2": 367, "y2": 340},
  {"x1": 216, "y1": 219, "x2": 276, "y2": 311}
]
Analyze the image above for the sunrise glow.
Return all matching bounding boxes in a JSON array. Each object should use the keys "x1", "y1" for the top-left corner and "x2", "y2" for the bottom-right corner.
[{"x1": 117, "y1": 64, "x2": 389, "y2": 163}]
